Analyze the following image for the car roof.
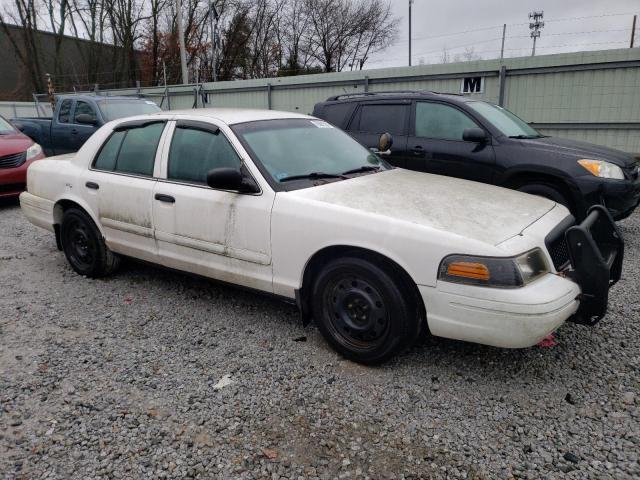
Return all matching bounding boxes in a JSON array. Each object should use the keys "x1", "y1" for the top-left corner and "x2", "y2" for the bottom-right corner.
[
  {"x1": 322, "y1": 90, "x2": 475, "y2": 105},
  {"x1": 55, "y1": 94, "x2": 150, "y2": 102},
  {"x1": 167, "y1": 108, "x2": 314, "y2": 125}
]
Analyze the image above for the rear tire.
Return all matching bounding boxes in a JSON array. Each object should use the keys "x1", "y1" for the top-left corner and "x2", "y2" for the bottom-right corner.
[
  {"x1": 60, "y1": 208, "x2": 120, "y2": 278},
  {"x1": 311, "y1": 256, "x2": 420, "y2": 365}
]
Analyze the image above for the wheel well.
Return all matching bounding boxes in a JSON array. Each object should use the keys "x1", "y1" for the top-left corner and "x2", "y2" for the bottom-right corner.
[
  {"x1": 52, "y1": 199, "x2": 91, "y2": 251},
  {"x1": 297, "y1": 245, "x2": 426, "y2": 330},
  {"x1": 502, "y1": 172, "x2": 576, "y2": 211}
]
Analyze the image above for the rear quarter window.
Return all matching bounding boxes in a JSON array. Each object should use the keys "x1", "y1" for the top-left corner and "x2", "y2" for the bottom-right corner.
[{"x1": 318, "y1": 103, "x2": 356, "y2": 129}]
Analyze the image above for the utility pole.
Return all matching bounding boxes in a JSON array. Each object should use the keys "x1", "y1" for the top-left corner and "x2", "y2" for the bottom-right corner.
[
  {"x1": 500, "y1": 24, "x2": 506, "y2": 61},
  {"x1": 176, "y1": 0, "x2": 189, "y2": 84},
  {"x1": 631, "y1": 15, "x2": 637, "y2": 48},
  {"x1": 408, "y1": 0, "x2": 413, "y2": 66},
  {"x1": 209, "y1": 0, "x2": 219, "y2": 82},
  {"x1": 529, "y1": 11, "x2": 544, "y2": 57}
]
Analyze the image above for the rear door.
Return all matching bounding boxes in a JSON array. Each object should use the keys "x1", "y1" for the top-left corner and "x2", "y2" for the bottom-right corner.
[
  {"x1": 408, "y1": 101, "x2": 496, "y2": 182},
  {"x1": 51, "y1": 99, "x2": 75, "y2": 155},
  {"x1": 83, "y1": 119, "x2": 168, "y2": 262},
  {"x1": 346, "y1": 101, "x2": 410, "y2": 167}
]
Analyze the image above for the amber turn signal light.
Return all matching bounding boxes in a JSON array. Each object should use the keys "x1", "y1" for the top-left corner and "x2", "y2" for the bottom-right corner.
[{"x1": 446, "y1": 262, "x2": 490, "y2": 281}]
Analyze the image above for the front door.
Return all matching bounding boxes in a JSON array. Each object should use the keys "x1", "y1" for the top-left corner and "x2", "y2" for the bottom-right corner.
[
  {"x1": 407, "y1": 101, "x2": 496, "y2": 183},
  {"x1": 83, "y1": 120, "x2": 167, "y2": 262},
  {"x1": 51, "y1": 99, "x2": 75, "y2": 155},
  {"x1": 152, "y1": 120, "x2": 274, "y2": 292},
  {"x1": 70, "y1": 100, "x2": 99, "y2": 151}
]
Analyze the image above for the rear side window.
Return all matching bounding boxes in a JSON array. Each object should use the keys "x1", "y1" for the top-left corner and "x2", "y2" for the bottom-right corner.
[
  {"x1": 168, "y1": 126, "x2": 241, "y2": 184},
  {"x1": 94, "y1": 131, "x2": 125, "y2": 171},
  {"x1": 355, "y1": 104, "x2": 408, "y2": 136},
  {"x1": 415, "y1": 102, "x2": 478, "y2": 141},
  {"x1": 319, "y1": 103, "x2": 356, "y2": 128},
  {"x1": 58, "y1": 100, "x2": 72, "y2": 123},
  {"x1": 93, "y1": 122, "x2": 164, "y2": 176}
]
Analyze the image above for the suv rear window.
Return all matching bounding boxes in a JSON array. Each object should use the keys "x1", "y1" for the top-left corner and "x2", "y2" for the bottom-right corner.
[{"x1": 353, "y1": 104, "x2": 408, "y2": 136}]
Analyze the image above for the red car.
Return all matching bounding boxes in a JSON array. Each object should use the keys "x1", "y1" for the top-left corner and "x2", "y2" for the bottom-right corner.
[{"x1": 0, "y1": 114, "x2": 45, "y2": 198}]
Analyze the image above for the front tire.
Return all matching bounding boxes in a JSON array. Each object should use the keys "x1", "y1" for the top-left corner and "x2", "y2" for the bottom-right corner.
[
  {"x1": 311, "y1": 256, "x2": 420, "y2": 365},
  {"x1": 60, "y1": 208, "x2": 120, "y2": 278}
]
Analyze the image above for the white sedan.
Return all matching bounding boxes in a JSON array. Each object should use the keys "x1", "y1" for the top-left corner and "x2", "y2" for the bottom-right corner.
[{"x1": 20, "y1": 108, "x2": 623, "y2": 364}]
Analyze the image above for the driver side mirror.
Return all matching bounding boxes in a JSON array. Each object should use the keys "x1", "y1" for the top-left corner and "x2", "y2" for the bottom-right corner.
[
  {"x1": 462, "y1": 128, "x2": 488, "y2": 143},
  {"x1": 378, "y1": 132, "x2": 393, "y2": 152},
  {"x1": 75, "y1": 113, "x2": 97, "y2": 125},
  {"x1": 206, "y1": 167, "x2": 259, "y2": 193}
]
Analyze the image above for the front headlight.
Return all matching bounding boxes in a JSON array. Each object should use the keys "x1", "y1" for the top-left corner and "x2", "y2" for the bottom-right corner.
[
  {"x1": 438, "y1": 248, "x2": 550, "y2": 288},
  {"x1": 26, "y1": 143, "x2": 43, "y2": 160},
  {"x1": 578, "y1": 159, "x2": 624, "y2": 179}
]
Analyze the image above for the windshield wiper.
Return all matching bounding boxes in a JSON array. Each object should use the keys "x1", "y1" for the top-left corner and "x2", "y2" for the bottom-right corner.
[
  {"x1": 341, "y1": 165, "x2": 381, "y2": 175},
  {"x1": 280, "y1": 172, "x2": 347, "y2": 182},
  {"x1": 509, "y1": 134, "x2": 543, "y2": 139}
]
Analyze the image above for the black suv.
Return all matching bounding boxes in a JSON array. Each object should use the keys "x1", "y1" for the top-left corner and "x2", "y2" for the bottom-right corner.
[{"x1": 313, "y1": 91, "x2": 640, "y2": 221}]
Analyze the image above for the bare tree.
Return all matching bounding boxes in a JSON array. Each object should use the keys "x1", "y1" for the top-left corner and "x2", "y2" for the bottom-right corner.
[
  {"x1": 303, "y1": 0, "x2": 396, "y2": 73},
  {"x1": 41, "y1": 0, "x2": 69, "y2": 80}
]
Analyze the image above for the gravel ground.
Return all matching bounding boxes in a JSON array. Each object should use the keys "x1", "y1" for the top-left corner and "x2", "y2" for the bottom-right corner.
[{"x1": 0, "y1": 198, "x2": 638, "y2": 480}]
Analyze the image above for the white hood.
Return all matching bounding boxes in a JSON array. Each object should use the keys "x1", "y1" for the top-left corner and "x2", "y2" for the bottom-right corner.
[{"x1": 286, "y1": 168, "x2": 557, "y2": 246}]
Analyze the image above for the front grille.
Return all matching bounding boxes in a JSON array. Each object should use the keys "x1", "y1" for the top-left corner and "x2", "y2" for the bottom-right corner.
[
  {"x1": 547, "y1": 235, "x2": 571, "y2": 271},
  {"x1": 0, "y1": 152, "x2": 27, "y2": 169},
  {"x1": 545, "y1": 216, "x2": 575, "y2": 271}
]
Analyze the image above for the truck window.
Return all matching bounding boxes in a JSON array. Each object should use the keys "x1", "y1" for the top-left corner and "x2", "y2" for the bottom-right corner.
[
  {"x1": 58, "y1": 100, "x2": 73, "y2": 123},
  {"x1": 415, "y1": 102, "x2": 478, "y2": 141},
  {"x1": 97, "y1": 100, "x2": 161, "y2": 121},
  {"x1": 355, "y1": 104, "x2": 408, "y2": 136},
  {"x1": 74, "y1": 101, "x2": 97, "y2": 124}
]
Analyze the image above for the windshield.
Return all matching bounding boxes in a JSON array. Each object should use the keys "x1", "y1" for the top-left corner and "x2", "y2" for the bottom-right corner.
[
  {"x1": 467, "y1": 101, "x2": 542, "y2": 138},
  {"x1": 98, "y1": 99, "x2": 161, "y2": 121},
  {"x1": 232, "y1": 119, "x2": 388, "y2": 187},
  {"x1": 0, "y1": 116, "x2": 16, "y2": 134}
]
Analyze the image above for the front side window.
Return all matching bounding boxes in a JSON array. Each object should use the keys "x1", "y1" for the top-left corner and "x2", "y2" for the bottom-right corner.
[
  {"x1": 58, "y1": 100, "x2": 72, "y2": 123},
  {"x1": 74, "y1": 101, "x2": 97, "y2": 123},
  {"x1": 415, "y1": 102, "x2": 479, "y2": 141},
  {"x1": 357, "y1": 104, "x2": 408, "y2": 136},
  {"x1": 466, "y1": 101, "x2": 542, "y2": 138},
  {"x1": 168, "y1": 126, "x2": 241, "y2": 184},
  {"x1": 93, "y1": 122, "x2": 164, "y2": 176}
]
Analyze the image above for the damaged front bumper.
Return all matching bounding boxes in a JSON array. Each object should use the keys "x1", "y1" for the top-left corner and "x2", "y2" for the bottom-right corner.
[{"x1": 565, "y1": 205, "x2": 624, "y2": 325}]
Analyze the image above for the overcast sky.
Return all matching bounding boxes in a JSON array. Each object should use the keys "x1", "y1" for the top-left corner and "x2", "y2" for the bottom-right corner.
[{"x1": 367, "y1": 0, "x2": 640, "y2": 69}]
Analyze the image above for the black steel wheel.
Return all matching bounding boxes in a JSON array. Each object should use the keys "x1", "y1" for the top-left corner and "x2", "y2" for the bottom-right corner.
[
  {"x1": 311, "y1": 255, "x2": 421, "y2": 364},
  {"x1": 60, "y1": 208, "x2": 120, "y2": 277}
]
